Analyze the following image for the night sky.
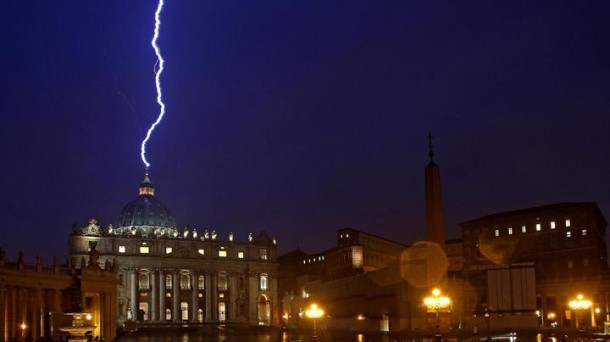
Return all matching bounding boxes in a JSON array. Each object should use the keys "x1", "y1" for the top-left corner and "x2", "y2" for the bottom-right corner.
[{"x1": 1, "y1": 1, "x2": 610, "y2": 263}]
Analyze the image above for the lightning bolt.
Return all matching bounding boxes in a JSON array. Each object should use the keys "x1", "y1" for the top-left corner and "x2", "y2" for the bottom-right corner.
[{"x1": 140, "y1": 0, "x2": 165, "y2": 170}]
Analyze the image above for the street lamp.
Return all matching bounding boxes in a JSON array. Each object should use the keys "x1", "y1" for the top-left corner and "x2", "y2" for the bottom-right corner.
[
  {"x1": 569, "y1": 294, "x2": 592, "y2": 329},
  {"x1": 424, "y1": 288, "x2": 451, "y2": 340},
  {"x1": 305, "y1": 303, "x2": 324, "y2": 341}
]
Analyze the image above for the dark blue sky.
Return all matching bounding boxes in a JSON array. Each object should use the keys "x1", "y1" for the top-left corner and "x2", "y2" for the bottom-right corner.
[{"x1": 1, "y1": 1, "x2": 609, "y2": 263}]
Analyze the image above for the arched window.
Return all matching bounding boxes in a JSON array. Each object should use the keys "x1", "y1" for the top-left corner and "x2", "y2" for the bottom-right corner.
[
  {"x1": 198, "y1": 308, "x2": 204, "y2": 322},
  {"x1": 218, "y1": 273, "x2": 228, "y2": 291},
  {"x1": 165, "y1": 308, "x2": 171, "y2": 321},
  {"x1": 139, "y1": 272, "x2": 150, "y2": 290},
  {"x1": 166, "y1": 274, "x2": 172, "y2": 289},
  {"x1": 180, "y1": 273, "x2": 191, "y2": 290},
  {"x1": 198, "y1": 275, "x2": 205, "y2": 290},
  {"x1": 259, "y1": 273, "x2": 268, "y2": 291}
]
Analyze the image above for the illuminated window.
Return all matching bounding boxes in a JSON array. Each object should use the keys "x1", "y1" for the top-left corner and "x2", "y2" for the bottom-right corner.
[
  {"x1": 521, "y1": 225, "x2": 527, "y2": 233},
  {"x1": 346, "y1": 233, "x2": 349, "y2": 238},
  {"x1": 166, "y1": 274, "x2": 172, "y2": 289},
  {"x1": 180, "y1": 273, "x2": 191, "y2": 290},
  {"x1": 566, "y1": 219, "x2": 571, "y2": 227},
  {"x1": 165, "y1": 247, "x2": 173, "y2": 254},
  {"x1": 508, "y1": 227, "x2": 513, "y2": 235},
  {"x1": 494, "y1": 229, "x2": 499, "y2": 237},
  {"x1": 218, "y1": 274, "x2": 228, "y2": 291},
  {"x1": 166, "y1": 293, "x2": 171, "y2": 298},
  {"x1": 165, "y1": 308, "x2": 171, "y2": 320},
  {"x1": 259, "y1": 249, "x2": 268, "y2": 260},
  {"x1": 219, "y1": 293, "x2": 225, "y2": 298},
  {"x1": 198, "y1": 293, "x2": 203, "y2": 298},
  {"x1": 302, "y1": 260, "x2": 306, "y2": 264},
  {"x1": 566, "y1": 231, "x2": 572, "y2": 238},
  {"x1": 550, "y1": 221, "x2": 556, "y2": 229},
  {"x1": 139, "y1": 273, "x2": 149, "y2": 290},
  {"x1": 536, "y1": 223, "x2": 541, "y2": 232},
  {"x1": 582, "y1": 229, "x2": 587, "y2": 236},
  {"x1": 139, "y1": 246, "x2": 150, "y2": 254},
  {"x1": 198, "y1": 275, "x2": 205, "y2": 289},
  {"x1": 118, "y1": 245, "x2": 126, "y2": 253},
  {"x1": 218, "y1": 250, "x2": 227, "y2": 258},
  {"x1": 260, "y1": 273, "x2": 269, "y2": 290},
  {"x1": 238, "y1": 251, "x2": 244, "y2": 259},
  {"x1": 198, "y1": 249, "x2": 205, "y2": 255}
]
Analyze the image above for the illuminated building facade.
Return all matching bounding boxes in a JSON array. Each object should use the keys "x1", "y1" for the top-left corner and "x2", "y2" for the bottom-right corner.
[
  {"x1": 68, "y1": 174, "x2": 279, "y2": 327},
  {"x1": 0, "y1": 249, "x2": 117, "y2": 341},
  {"x1": 460, "y1": 202, "x2": 610, "y2": 328}
]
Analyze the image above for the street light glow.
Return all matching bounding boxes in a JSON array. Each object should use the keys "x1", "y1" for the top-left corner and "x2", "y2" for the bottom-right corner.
[{"x1": 305, "y1": 303, "x2": 324, "y2": 319}]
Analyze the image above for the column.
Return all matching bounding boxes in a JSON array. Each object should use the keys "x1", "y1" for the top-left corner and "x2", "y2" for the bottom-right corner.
[
  {"x1": 172, "y1": 271, "x2": 179, "y2": 322},
  {"x1": 129, "y1": 270, "x2": 137, "y2": 321},
  {"x1": 191, "y1": 273, "x2": 197, "y2": 322},
  {"x1": 0, "y1": 285, "x2": 5, "y2": 342},
  {"x1": 205, "y1": 274, "x2": 211, "y2": 321},
  {"x1": 229, "y1": 273, "x2": 238, "y2": 322},
  {"x1": 31, "y1": 288, "x2": 41, "y2": 339},
  {"x1": 159, "y1": 270, "x2": 166, "y2": 321},
  {"x1": 211, "y1": 273, "x2": 218, "y2": 321},
  {"x1": 8, "y1": 287, "x2": 17, "y2": 341},
  {"x1": 151, "y1": 270, "x2": 158, "y2": 322},
  {"x1": 16, "y1": 288, "x2": 24, "y2": 338}
]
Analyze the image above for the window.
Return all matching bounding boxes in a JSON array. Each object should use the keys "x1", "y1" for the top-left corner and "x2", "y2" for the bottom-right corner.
[
  {"x1": 494, "y1": 229, "x2": 499, "y2": 237},
  {"x1": 566, "y1": 231, "x2": 572, "y2": 238},
  {"x1": 218, "y1": 274, "x2": 228, "y2": 291},
  {"x1": 166, "y1": 293, "x2": 171, "y2": 298},
  {"x1": 198, "y1": 249, "x2": 204, "y2": 255},
  {"x1": 566, "y1": 219, "x2": 571, "y2": 227},
  {"x1": 88, "y1": 241, "x2": 97, "y2": 252},
  {"x1": 139, "y1": 273, "x2": 149, "y2": 290},
  {"x1": 536, "y1": 223, "x2": 541, "y2": 232},
  {"x1": 198, "y1": 275, "x2": 205, "y2": 290},
  {"x1": 165, "y1": 247, "x2": 173, "y2": 254},
  {"x1": 508, "y1": 227, "x2": 513, "y2": 235},
  {"x1": 582, "y1": 229, "x2": 587, "y2": 236},
  {"x1": 522, "y1": 225, "x2": 527, "y2": 233},
  {"x1": 218, "y1": 250, "x2": 227, "y2": 258},
  {"x1": 119, "y1": 245, "x2": 126, "y2": 253},
  {"x1": 238, "y1": 251, "x2": 244, "y2": 259},
  {"x1": 260, "y1": 273, "x2": 269, "y2": 291},
  {"x1": 166, "y1": 274, "x2": 173, "y2": 289},
  {"x1": 139, "y1": 246, "x2": 150, "y2": 254},
  {"x1": 165, "y1": 308, "x2": 171, "y2": 321},
  {"x1": 260, "y1": 249, "x2": 268, "y2": 260},
  {"x1": 219, "y1": 293, "x2": 225, "y2": 298},
  {"x1": 180, "y1": 273, "x2": 191, "y2": 290}
]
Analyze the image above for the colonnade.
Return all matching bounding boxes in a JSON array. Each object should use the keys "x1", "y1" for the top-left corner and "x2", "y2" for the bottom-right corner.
[
  {"x1": 124, "y1": 268, "x2": 263, "y2": 324},
  {"x1": 0, "y1": 285, "x2": 61, "y2": 341}
]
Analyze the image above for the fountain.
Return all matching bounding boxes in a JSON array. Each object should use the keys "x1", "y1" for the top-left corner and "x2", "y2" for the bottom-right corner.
[{"x1": 60, "y1": 312, "x2": 96, "y2": 342}]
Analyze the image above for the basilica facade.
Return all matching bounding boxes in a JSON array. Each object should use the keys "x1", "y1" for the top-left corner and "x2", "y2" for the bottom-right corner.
[{"x1": 68, "y1": 173, "x2": 279, "y2": 327}]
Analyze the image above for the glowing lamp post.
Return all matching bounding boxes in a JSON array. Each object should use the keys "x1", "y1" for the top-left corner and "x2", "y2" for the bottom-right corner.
[
  {"x1": 569, "y1": 294, "x2": 592, "y2": 329},
  {"x1": 424, "y1": 288, "x2": 451, "y2": 339},
  {"x1": 305, "y1": 303, "x2": 324, "y2": 341}
]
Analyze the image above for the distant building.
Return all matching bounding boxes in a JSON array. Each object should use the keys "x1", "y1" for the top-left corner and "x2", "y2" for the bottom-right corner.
[
  {"x1": 460, "y1": 202, "x2": 610, "y2": 329},
  {"x1": 0, "y1": 249, "x2": 117, "y2": 341},
  {"x1": 68, "y1": 173, "x2": 279, "y2": 328},
  {"x1": 278, "y1": 141, "x2": 610, "y2": 335}
]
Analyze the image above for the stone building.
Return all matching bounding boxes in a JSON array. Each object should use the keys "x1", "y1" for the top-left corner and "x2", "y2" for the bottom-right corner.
[
  {"x1": 68, "y1": 173, "x2": 279, "y2": 327},
  {"x1": 0, "y1": 249, "x2": 117, "y2": 341}
]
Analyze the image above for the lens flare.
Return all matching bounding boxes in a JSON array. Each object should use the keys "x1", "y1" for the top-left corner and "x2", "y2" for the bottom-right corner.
[{"x1": 140, "y1": 0, "x2": 166, "y2": 169}]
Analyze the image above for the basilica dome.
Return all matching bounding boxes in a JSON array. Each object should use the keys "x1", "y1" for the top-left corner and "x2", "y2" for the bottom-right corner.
[{"x1": 114, "y1": 173, "x2": 178, "y2": 236}]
